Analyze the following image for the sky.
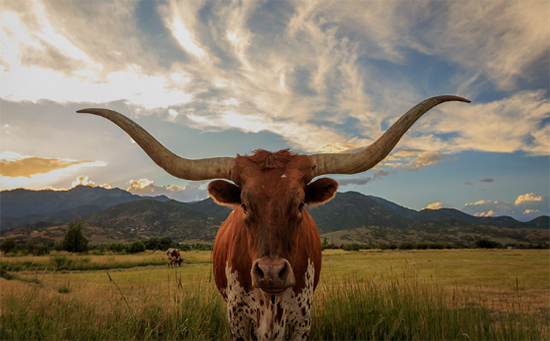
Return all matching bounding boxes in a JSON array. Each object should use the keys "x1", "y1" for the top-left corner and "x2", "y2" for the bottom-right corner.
[{"x1": 1, "y1": 0, "x2": 548, "y2": 222}]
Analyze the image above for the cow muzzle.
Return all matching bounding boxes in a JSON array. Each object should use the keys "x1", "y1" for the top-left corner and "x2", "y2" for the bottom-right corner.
[{"x1": 251, "y1": 257, "x2": 296, "y2": 294}]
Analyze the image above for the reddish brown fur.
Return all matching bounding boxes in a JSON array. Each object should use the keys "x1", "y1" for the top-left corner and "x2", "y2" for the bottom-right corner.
[{"x1": 209, "y1": 150, "x2": 337, "y2": 339}]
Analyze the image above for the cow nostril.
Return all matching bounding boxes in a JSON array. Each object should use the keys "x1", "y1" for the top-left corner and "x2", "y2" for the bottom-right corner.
[
  {"x1": 253, "y1": 262, "x2": 264, "y2": 280},
  {"x1": 278, "y1": 262, "x2": 287, "y2": 280}
]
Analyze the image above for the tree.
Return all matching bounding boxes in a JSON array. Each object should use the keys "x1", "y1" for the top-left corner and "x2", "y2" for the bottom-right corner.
[
  {"x1": 1, "y1": 238, "x2": 17, "y2": 253},
  {"x1": 62, "y1": 220, "x2": 89, "y2": 253}
]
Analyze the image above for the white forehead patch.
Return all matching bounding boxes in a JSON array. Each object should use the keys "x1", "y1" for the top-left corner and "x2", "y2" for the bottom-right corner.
[
  {"x1": 281, "y1": 174, "x2": 287, "y2": 178},
  {"x1": 224, "y1": 259, "x2": 315, "y2": 340}
]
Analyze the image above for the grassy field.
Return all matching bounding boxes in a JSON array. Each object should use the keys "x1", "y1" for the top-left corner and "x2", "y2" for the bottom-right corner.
[{"x1": 1, "y1": 249, "x2": 548, "y2": 340}]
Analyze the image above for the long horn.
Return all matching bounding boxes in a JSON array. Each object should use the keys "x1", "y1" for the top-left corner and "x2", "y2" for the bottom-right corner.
[
  {"x1": 77, "y1": 108, "x2": 235, "y2": 181},
  {"x1": 309, "y1": 95, "x2": 470, "y2": 177}
]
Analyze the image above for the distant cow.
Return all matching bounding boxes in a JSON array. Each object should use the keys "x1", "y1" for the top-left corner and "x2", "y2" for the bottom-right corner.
[
  {"x1": 166, "y1": 248, "x2": 183, "y2": 268},
  {"x1": 81, "y1": 95, "x2": 469, "y2": 340}
]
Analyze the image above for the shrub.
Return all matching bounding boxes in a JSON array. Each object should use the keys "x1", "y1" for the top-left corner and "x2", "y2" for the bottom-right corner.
[
  {"x1": 128, "y1": 241, "x2": 146, "y2": 253},
  {"x1": 398, "y1": 241, "x2": 416, "y2": 250},
  {"x1": 58, "y1": 286, "x2": 70, "y2": 294},
  {"x1": 475, "y1": 239, "x2": 502, "y2": 249},
  {"x1": 50, "y1": 255, "x2": 73, "y2": 270}
]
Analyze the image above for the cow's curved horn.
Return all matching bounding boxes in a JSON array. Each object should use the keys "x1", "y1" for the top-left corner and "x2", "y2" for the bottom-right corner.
[
  {"x1": 77, "y1": 108, "x2": 235, "y2": 181},
  {"x1": 309, "y1": 95, "x2": 470, "y2": 177}
]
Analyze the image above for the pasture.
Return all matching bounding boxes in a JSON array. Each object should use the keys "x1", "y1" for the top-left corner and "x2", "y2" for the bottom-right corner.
[{"x1": 1, "y1": 249, "x2": 548, "y2": 340}]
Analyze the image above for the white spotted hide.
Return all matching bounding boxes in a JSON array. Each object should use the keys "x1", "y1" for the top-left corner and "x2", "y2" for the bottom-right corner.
[{"x1": 224, "y1": 259, "x2": 315, "y2": 341}]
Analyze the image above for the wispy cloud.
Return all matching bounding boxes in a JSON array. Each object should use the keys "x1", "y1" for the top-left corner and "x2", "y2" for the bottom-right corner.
[
  {"x1": 337, "y1": 168, "x2": 390, "y2": 187},
  {"x1": 431, "y1": 91, "x2": 549, "y2": 157},
  {"x1": 1, "y1": 0, "x2": 547, "y2": 158}
]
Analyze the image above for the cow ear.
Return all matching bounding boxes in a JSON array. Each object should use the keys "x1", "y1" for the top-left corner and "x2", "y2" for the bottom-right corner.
[
  {"x1": 305, "y1": 177, "x2": 338, "y2": 207},
  {"x1": 208, "y1": 180, "x2": 242, "y2": 207}
]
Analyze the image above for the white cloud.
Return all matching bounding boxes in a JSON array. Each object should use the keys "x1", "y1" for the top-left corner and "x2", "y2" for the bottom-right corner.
[
  {"x1": 463, "y1": 193, "x2": 548, "y2": 221},
  {"x1": 127, "y1": 178, "x2": 209, "y2": 202}
]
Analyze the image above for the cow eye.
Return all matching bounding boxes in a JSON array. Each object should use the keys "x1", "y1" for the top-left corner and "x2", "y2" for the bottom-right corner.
[
  {"x1": 298, "y1": 202, "x2": 305, "y2": 211},
  {"x1": 241, "y1": 203, "x2": 247, "y2": 213}
]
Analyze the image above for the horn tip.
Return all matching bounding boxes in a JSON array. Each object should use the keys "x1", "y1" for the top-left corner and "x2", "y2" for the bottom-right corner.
[
  {"x1": 442, "y1": 95, "x2": 471, "y2": 104},
  {"x1": 76, "y1": 108, "x2": 109, "y2": 116}
]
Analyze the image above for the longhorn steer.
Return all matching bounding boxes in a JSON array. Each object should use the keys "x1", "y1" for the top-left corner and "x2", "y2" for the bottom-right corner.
[
  {"x1": 79, "y1": 95, "x2": 469, "y2": 340},
  {"x1": 166, "y1": 248, "x2": 183, "y2": 267}
]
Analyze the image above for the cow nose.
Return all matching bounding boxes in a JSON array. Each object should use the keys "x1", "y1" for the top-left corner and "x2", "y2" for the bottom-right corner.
[{"x1": 251, "y1": 257, "x2": 295, "y2": 293}]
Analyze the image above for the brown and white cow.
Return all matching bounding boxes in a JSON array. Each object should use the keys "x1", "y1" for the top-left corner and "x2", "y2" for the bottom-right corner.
[
  {"x1": 166, "y1": 248, "x2": 183, "y2": 268},
  {"x1": 79, "y1": 95, "x2": 469, "y2": 340}
]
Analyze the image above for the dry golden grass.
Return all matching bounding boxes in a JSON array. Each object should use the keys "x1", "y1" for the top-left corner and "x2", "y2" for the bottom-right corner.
[{"x1": 1, "y1": 249, "x2": 548, "y2": 340}]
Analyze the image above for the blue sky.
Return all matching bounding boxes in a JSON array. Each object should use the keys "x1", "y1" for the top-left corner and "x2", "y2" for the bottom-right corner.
[{"x1": 1, "y1": 0, "x2": 548, "y2": 221}]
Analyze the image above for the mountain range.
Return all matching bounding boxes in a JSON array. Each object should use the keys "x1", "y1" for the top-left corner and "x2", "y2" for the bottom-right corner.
[{"x1": 1, "y1": 186, "x2": 548, "y2": 245}]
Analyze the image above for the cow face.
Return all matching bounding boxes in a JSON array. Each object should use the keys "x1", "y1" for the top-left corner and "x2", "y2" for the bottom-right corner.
[{"x1": 208, "y1": 150, "x2": 337, "y2": 294}]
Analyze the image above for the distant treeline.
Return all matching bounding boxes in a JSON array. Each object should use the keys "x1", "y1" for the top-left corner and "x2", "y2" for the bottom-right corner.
[
  {"x1": 322, "y1": 238, "x2": 549, "y2": 251},
  {"x1": 0, "y1": 233, "x2": 213, "y2": 256},
  {"x1": 2, "y1": 234, "x2": 547, "y2": 256}
]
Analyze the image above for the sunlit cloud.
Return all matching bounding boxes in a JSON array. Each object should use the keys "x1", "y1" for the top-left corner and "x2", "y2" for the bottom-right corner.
[
  {"x1": 523, "y1": 209, "x2": 539, "y2": 215},
  {"x1": 515, "y1": 193, "x2": 543, "y2": 206},
  {"x1": 474, "y1": 210, "x2": 496, "y2": 218},
  {"x1": 383, "y1": 149, "x2": 446, "y2": 171},
  {"x1": 424, "y1": 202, "x2": 455, "y2": 210},
  {"x1": 71, "y1": 175, "x2": 111, "y2": 189},
  {"x1": 0, "y1": 152, "x2": 107, "y2": 189}
]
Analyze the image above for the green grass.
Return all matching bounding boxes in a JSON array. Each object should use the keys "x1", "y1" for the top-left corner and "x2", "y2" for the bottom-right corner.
[{"x1": 1, "y1": 249, "x2": 548, "y2": 340}]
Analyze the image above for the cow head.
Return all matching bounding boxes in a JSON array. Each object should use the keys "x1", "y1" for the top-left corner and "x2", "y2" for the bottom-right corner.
[
  {"x1": 78, "y1": 95, "x2": 469, "y2": 294},
  {"x1": 208, "y1": 150, "x2": 338, "y2": 293}
]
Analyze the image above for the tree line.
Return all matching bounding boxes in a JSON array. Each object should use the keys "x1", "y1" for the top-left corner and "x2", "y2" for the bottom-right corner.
[
  {"x1": 321, "y1": 237, "x2": 549, "y2": 251},
  {"x1": 0, "y1": 220, "x2": 213, "y2": 255},
  {"x1": 2, "y1": 221, "x2": 547, "y2": 255}
]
